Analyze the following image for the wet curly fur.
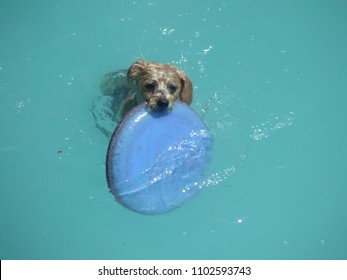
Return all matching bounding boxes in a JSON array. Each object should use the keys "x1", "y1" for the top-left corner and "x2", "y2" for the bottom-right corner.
[{"x1": 100, "y1": 60, "x2": 193, "y2": 122}]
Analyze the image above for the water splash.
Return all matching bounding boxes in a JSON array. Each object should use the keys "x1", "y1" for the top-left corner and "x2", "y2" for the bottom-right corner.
[
  {"x1": 200, "y1": 166, "x2": 236, "y2": 188},
  {"x1": 198, "y1": 45, "x2": 213, "y2": 55},
  {"x1": 160, "y1": 27, "x2": 175, "y2": 35},
  {"x1": 250, "y1": 112, "x2": 295, "y2": 141},
  {"x1": 15, "y1": 99, "x2": 31, "y2": 114}
]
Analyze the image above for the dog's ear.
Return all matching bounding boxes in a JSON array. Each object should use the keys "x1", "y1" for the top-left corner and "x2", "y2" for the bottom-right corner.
[
  {"x1": 178, "y1": 71, "x2": 193, "y2": 105},
  {"x1": 127, "y1": 60, "x2": 146, "y2": 82}
]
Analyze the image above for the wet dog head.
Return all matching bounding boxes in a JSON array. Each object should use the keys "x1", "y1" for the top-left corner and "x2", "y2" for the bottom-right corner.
[{"x1": 127, "y1": 60, "x2": 193, "y2": 112}]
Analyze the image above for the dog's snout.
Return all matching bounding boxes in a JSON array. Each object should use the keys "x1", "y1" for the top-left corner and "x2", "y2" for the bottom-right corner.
[{"x1": 157, "y1": 98, "x2": 169, "y2": 109}]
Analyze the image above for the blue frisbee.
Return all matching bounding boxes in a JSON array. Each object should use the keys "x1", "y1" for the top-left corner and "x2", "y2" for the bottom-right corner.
[{"x1": 106, "y1": 102, "x2": 212, "y2": 215}]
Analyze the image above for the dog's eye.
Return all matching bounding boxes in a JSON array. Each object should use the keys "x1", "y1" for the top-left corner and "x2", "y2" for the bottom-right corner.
[
  {"x1": 144, "y1": 83, "x2": 155, "y2": 91},
  {"x1": 168, "y1": 85, "x2": 178, "y2": 94}
]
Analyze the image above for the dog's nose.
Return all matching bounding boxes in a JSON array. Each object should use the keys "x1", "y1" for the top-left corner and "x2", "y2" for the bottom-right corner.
[{"x1": 157, "y1": 99, "x2": 169, "y2": 109}]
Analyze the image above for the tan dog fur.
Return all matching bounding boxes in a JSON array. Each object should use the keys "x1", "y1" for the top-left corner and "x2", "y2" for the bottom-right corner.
[{"x1": 102, "y1": 60, "x2": 193, "y2": 120}]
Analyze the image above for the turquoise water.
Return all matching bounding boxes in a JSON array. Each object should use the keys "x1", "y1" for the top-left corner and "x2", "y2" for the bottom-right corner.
[{"x1": 1, "y1": 0, "x2": 347, "y2": 260}]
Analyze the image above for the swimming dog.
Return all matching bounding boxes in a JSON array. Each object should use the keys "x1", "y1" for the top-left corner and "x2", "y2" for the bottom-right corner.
[{"x1": 100, "y1": 60, "x2": 193, "y2": 122}]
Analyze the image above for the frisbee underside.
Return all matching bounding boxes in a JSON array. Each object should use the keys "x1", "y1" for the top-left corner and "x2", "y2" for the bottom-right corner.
[{"x1": 106, "y1": 102, "x2": 212, "y2": 215}]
